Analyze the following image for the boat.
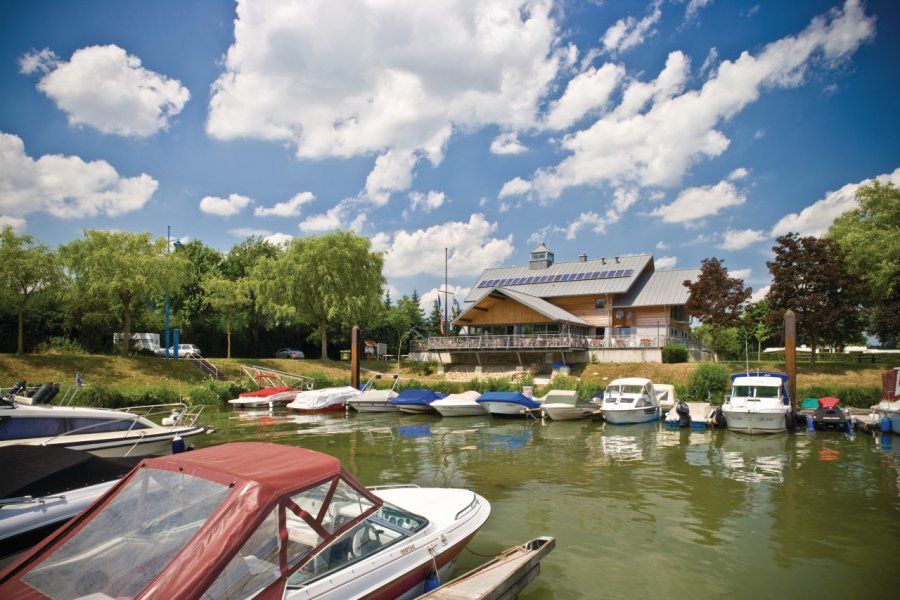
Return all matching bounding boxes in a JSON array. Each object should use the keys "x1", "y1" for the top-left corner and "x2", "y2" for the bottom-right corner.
[
  {"x1": 599, "y1": 378, "x2": 660, "y2": 424},
  {"x1": 0, "y1": 388, "x2": 208, "y2": 457},
  {"x1": 539, "y1": 390, "x2": 595, "y2": 421},
  {"x1": 287, "y1": 386, "x2": 361, "y2": 413},
  {"x1": 664, "y1": 402, "x2": 712, "y2": 428},
  {"x1": 431, "y1": 391, "x2": 486, "y2": 417},
  {"x1": 809, "y1": 397, "x2": 852, "y2": 432},
  {"x1": 876, "y1": 368, "x2": 900, "y2": 434},
  {"x1": 0, "y1": 445, "x2": 140, "y2": 566},
  {"x1": 655, "y1": 383, "x2": 677, "y2": 414},
  {"x1": 721, "y1": 371, "x2": 794, "y2": 434},
  {"x1": 347, "y1": 374, "x2": 401, "y2": 412},
  {"x1": 0, "y1": 442, "x2": 491, "y2": 600},
  {"x1": 390, "y1": 389, "x2": 448, "y2": 414},
  {"x1": 476, "y1": 391, "x2": 542, "y2": 417},
  {"x1": 229, "y1": 368, "x2": 316, "y2": 408}
]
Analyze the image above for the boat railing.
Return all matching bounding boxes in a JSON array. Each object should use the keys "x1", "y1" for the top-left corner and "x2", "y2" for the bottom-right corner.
[
  {"x1": 239, "y1": 365, "x2": 315, "y2": 391},
  {"x1": 367, "y1": 484, "x2": 422, "y2": 491},
  {"x1": 454, "y1": 493, "x2": 480, "y2": 521},
  {"x1": 118, "y1": 402, "x2": 205, "y2": 429}
]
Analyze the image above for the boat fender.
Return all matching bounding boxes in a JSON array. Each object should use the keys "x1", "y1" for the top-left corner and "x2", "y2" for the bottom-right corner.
[
  {"x1": 880, "y1": 433, "x2": 892, "y2": 449},
  {"x1": 880, "y1": 417, "x2": 892, "y2": 433},
  {"x1": 172, "y1": 435, "x2": 186, "y2": 454},
  {"x1": 31, "y1": 383, "x2": 55, "y2": 405},
  {"x1": 806, "y1": 415, "x2": 815, "y2": 431},
  {"x1": 424, "y1": 569, "x2": 440, "y2": 592},
  {"x1": 845, "y1": 417, "x2": 853, "y2": 434},
  {"x1": 785, "y1": 412, "x2": 795, "y2": 430}
]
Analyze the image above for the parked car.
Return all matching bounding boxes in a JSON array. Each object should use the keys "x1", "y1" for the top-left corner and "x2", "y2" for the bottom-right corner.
[
  {"x1": 275, "y1": 347, "x2": 305, "y2": 359},
  {"x1": 166, "y1": 344, "x2": 202, "y2": 358}
]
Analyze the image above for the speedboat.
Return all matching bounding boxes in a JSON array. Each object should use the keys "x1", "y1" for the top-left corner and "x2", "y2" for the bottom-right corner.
[
  {"x1": 0, "y1": 445, "x2": 139, "y2": 565},
  {"x1": 229, "y1": 373, "x2": 296, "y2": 408},
  {"x1": 287, "y1": 386, "x2": 361, "y2": 413},
  {"x1": 0, "y1": 392, "x2": 208, "y2": 457},
  {"x1": 476, "y1": 391, "x2": 542, "y2": 417},
  {"x1": 600, "y1": 378, "x2": 660, "y2": 424},
  {"x1": 721, "y1": 371, "x2": 794, "y2": 434},
  {"x1": 539, "y1": 390, "x2": 595, "y2": 421},
  {"x1": 810, "y1": 397, "x2": 852, "y2": 432},
  {"x1": 347, "y1": 374, "x2": 401, "y2": 412},
  {"x1": 664, "y1": 402, "x2": 712, "y2": 428},
  {"x1": 431, "y1": 391, "x2": 486, "y2": 417},
  {"x1": 389, "y1": 389, "x2": 447, "y2": 414},
  {"x1": 0, "y1": 442, "x2": 491, "y2": 600}
]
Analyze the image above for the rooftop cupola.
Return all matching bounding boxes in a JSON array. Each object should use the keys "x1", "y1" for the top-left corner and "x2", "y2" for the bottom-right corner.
[{"x1": 529, "y1": 242, "x2": 554, "y2": 270}]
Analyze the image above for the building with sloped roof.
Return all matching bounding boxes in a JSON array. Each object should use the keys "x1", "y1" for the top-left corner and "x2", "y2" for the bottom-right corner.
[{"x1": 413, "y1": 243, "x2": 702, "y2": 365}]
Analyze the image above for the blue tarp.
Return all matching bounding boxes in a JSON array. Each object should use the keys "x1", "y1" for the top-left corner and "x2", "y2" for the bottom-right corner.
[
  {"x1": 390, "y1": 389, "x2": 447, "y2": 406},
  {"x1": 476, "y1": 391, "x2": 542, "y2": 409}
]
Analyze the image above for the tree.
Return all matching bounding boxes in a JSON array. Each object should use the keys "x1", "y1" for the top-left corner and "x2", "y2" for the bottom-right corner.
[
  {"x1": 222, "y1": 237, "x2": 282, "y2": 354},
  {"x1": 827, "y1": 181, "x2": 900, "y2": 345},
  {"x1": 740, "y1": 300, "x2": 777, "y2": 361},
  {"x1": 386, "y1": 295, "x2": 425, "y2": 367},
  {"x1": 0, "y1": 226, "x2": 63, "y2": 354},
  {"x1": 766, "y1": 233, "x2": 866, "y2": 364},
  {"x1": 427, "y1": 298, "x2": 442, "y2": 337},
  {"x1": 62, "y1": 231, "x2": 191, "y2": 356},
  {"x1": 683, "y1": 257, "x2": 751, "y2": 361},
  {"x1": 256, "y1": 232, "x2": 385, "y2": 357},
  {"x1": 202, "y1": 276, "x2": 250, "y2": 358}
]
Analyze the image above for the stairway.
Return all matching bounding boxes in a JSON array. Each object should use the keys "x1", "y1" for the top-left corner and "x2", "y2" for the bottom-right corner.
[{"x1": 188, "y1": 357, "x2": 229, "y2": 381}]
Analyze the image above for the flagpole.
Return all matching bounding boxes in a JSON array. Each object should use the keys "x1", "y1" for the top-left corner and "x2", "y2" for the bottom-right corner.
[{"x1": 444, "y1": 247, "x2": 449, "y2": 337}]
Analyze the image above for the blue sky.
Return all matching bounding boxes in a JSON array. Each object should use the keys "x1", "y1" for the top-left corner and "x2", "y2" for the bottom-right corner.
[{"x1": 1, "y1": 0, "x2": 898, "y2": 311}]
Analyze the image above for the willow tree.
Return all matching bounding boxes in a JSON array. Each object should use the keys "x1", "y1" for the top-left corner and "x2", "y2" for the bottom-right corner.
[
  {"x1": 62, "y1": 230, "x2": 191, "y2": 356},
  {"x1": 0, "y1": 226, "x2": 63, "y2": 354},
  {"x1": 202, "y1": 275, "x2": 250, "y2": 359},
  {"x1": 255, "y1": 232, "x2": 385, "y2": 357}
]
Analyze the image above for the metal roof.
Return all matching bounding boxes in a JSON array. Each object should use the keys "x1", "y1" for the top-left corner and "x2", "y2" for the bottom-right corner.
[
  {"x1": 465, "y1": 254, "x2": 652, "y2": 303},
  {"x1": 455, "y1": 287, "x2": 591, "y2": 326},
  {"x1": 613, "y1": 268, "x2": 700, "y2": 308}
]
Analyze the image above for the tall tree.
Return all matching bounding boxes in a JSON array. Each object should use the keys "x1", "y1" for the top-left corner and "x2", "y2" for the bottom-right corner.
[
  {"x1": 62, "y1": 231, "x2": 191, "y2": 356},
  {"x1": 386, "y1": 295, "x2": 425, "y2": 367},
  {"x1": 256, "y1": 232, "x2": 385, "y2": 357},
  {"x1": 828, "y1": 181, "x2": 900, "y2": 345},
  {"x1": 202, "y1": 276, "x2": 250, "y2": 359},
  {"x1": 0, "y1": 226, "x2": 63, "y2": 354},
  {"x1": 427, "y1": 298, "x2": 442, "y2": 337},
  {"x1": 739, "y1": 299, "x2": 777, "y2": 361},
  {"x1": 222, "y1": 237, "x2": 283, "y2": 353},
  {"x1": 766, "y1": 233, "x2": 866, "y2": 364},
  {"x1": 683, "y1": 257, "x2": 751, "y2": 361}
]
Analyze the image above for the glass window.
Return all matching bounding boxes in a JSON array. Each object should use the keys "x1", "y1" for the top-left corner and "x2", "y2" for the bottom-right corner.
[
  {"x1": 23, "y1": 468, "x2": 230, "y2": 600},
  {"x1": 323, "y1": 478, "x2": 376, "y2": 534},
  {"x1": 595, "y1": 298, "x2": 605, "y2": 310},
  {"x1": 69, "y1": 417, "x2": 148, "y2": 434},
  {"x1": 0, "y1": 416, "x2": 65, "y2": 440},
  {"x1": 204, "y1": 509, "x2": 281, "y2": 600}
]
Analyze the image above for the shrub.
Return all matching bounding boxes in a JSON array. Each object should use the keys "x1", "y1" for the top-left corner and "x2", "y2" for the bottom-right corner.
[
  {"x1": 187, "y1": 380, "x2": 249, "y2": 405},
  {"x1": 661, "y1": 343, "x2": 689, "y2": 364},
  {"x1": 576, "y1": 379, "x2": 605, "y2": 401},
  {"x1": 411, "y1": 360, "x2": 439, "y2": 376},
  {"x1": 133, "y1": 386, "x2": 182, "y2": 406},
  {"x1": 34, "y1": 337, "x2": 88, "y2": 355},
  {"x1": 686, "y1": 362, "x2": 731, "y2": 403},
  {"x1": 796, "y1": 385, "x2": 880, "y2": 408}
]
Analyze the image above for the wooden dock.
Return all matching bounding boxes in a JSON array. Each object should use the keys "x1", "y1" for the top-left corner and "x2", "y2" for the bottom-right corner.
[{"x1": 421, "y1": 536, "x2": 555, "y2": 600}]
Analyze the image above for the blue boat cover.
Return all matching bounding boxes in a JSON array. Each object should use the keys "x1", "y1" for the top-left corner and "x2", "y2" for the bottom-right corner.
[
  {"x1": 476, "y1": 391, "x2": 542, "y2": 409},
  {"x1": 390, "y1": 389, "x2": 447, "y2": 406}
]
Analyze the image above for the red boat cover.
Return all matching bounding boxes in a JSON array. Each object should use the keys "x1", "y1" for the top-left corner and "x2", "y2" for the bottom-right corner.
[
  {"x1": 240, "y1": 385, "x2": 293, "y2": 397},
  {"x1": 818, "y1": 397, "x2": 840, "y2": 409},
  {"x1": 0, "y1": 442, "x2": 382, "y2": 600}
]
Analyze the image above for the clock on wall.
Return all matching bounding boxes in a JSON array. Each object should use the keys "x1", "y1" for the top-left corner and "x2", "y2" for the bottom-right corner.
[{"x1": 614, "y1": 309, "x2": 624, "y2": 319}]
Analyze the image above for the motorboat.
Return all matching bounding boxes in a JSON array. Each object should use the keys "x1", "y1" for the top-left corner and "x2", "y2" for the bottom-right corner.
[
  {"x1": 476, "y1": 391, "x2": 542, "y2": 417},
  {"x1": 664, "y1": 402, "x2": 712, "y2": 428},
  {"x1": 229, "y1": 370, "x2": 316, "y2": 408},
  {"x1": 721, "y1": 371, "x2": 794, "y2": 434},
  {"x1": 876, "y1": 368, "x2": 900, "y2": 434},
  {"x1": 539, "y1": 390, "x2": 595, "y2": 421},
  {"x1": 0, "y1": 390, "x2": 208, "y2": 457},
  {"x1": 655, "y1": 384, "x2": 677, "y2": 415},
  {"x1": 431, "y1": 391, "x2": 486, "y2": 417},
  {"x1": 389, "y1": 389, "x2": 447, "y2": 414},
  {"x1": 347, "y1": 374, "x2": 401, "y2": 413},
  {"x1": 599, "y1": 378, "x2": 660, "y2": 424},
  {"x1": 0, "y1": 445, "x2": 139, "y2": 565},
  {"x1": 809, "y1": 397, "x2": 852, "y2": 432},
  {"x1": 287, "y1": 386, "x2": 361, "y2": 413},
  {"x1": 0, "y1": 442, "x2": 491, "y2": 600}
]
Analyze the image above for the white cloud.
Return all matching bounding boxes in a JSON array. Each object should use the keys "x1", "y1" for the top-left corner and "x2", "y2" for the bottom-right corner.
[
  {"x1": 0, "y1": 216, "x2": 27, "y2": 231},
  {"x1": 655, "y1": 255, "x2": 677, "y2": 269},
  {"x1": 770, "y1": 167, "x2": 900, "y2": 238},
  {"x1": 699, "y1": 47, "x2": 719, "y2": 77},
  {"x1": 419, "y1": 285, "x2": 468, "y2": 315},
  {"x1": 655, "y1": 241, "x2": 669, "y2": 249},
  {"x1": 298, "y1": 198, "x2": 367, "y2": 233},
  {"x1": 21, "y1": 45, "x2": 189, "y2": 137},
  {"x1": 228, "y1": 227, "x2": 273, "y2": 238},
  {"x1": 208, "y1": 0, "x2": 566, "y2": 200},
  {"x1": 498, "y1": 177, "x2": 533, "y2": 199},
  {"x1": 377, "y1": 213, "x2": 514, "y2": 278},
  {"x1": 720, "y1": 227, "x2": 766, "y2": 250},
  {"x1": 728, "y1": 268, "x2": 752, "y2": 280},
  {"x1": 490, "y1": 132, "x2": 527, "y2": 155},
  {"x1": 685, "y1": 0, "x2": 713, "y2": 22},
  {"x1": 505, "y1": 1, "x2": 875, "y2": 201},
  {"x1": 264, "y1": 233, "x2": 293, "y2": 247},
  {"x1": 407, "y1": 190, "x2": 446, "y2": 215},
  {"x1": 751, "y1": 284, "x2": 770, "y2": 303},
  {"x1": 199, "y1": 193, "x2": 252, "y2": 217},
  {"x1": 650, "y1": 180, "x2": 745, "y2": 224},
  {"x1": 254, "y1": 191, "x2": 315, "y2": 217},
  {"x1": 543, "y1": 63, "x2": 624, "y2": 130},
  {"x1": 601, "y1": 1, "x2": 662, "y2": 54},
  {"x1": 0, "y1": 131, "x2": 157, "y2": 219},
  {"x1": 728, "y1": 167, "x2": 749, "y2": 181}
]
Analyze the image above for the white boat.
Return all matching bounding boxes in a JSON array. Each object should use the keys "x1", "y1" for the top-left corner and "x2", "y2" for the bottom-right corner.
[
  {"x1": 721, "y1": 372, "x2": 792, "y2": 434},
  {"x1": 287, "y1": 386, "x2": 361, "y2": 413},
  {"x1": 476, "y1": 391, "x2": 542, "y2": 417},
  {"x1": 877, "y1": 368, "x2": 900, "y2": 434},
  {"x1": 655, "y1": 383, "x2": 678, "y2": 414},
  {"x1": 229, "y1": 369, "x2": 316, "y2": 408},
  {"x1": 600, "y1": 378, "x2": 660, "y2": 424},
  {"x1": 539, "y1": 390, "x2": 596, "y2": 421},
  {"x1": 0, "y1": 392, "x2": 208, "y2": 457},
  {"x1": 347, "y1": 374, "x2": 400, "y2": 412},
  {"x1": 431, "y1": 391, "x2": 486, "y2": 417},
  {"x1": 390, "y1": 389, "x2": 447, "y2": 414},
  {"x1": 0, "y1": 442, "x2": 491, "y2": 600},
  {"x1": 664, "y1": 402, "x2": 712, "y2": 428}
]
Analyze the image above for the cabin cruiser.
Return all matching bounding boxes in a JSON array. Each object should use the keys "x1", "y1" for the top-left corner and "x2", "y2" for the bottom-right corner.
[
  {"x1": 431, "y1": 391, "x2": 486, "y2": 417},
  {"x1": 539, "y1": 390, "x2": 595, "y2": 421},
  {"x1": 287, "y1": 386, "x2": 361, "y2": 413},
  {"x1": 0, "y1": 390, "x2": 208, "y2": 458},
  {"x1": 600, "y1": 378, "x2": 660, "y2": 424},
  {"x1": 0, "y1": 442, "x2": 491, "y2": 600},
  {"x1": 721, "y1": 372, "x2": 794, "y2": 434},
  {"x1": 346, "y1": 374, "x2": 401, "y2": 412},
  {"x1": 476, "y1": 391, "x2": 542, "y2": 417},
  {"x1": 389, "y1": 389, "x2": 447, "y2": 414}
]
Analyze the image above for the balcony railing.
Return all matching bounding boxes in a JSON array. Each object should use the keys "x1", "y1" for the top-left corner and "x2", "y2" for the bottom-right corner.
[{"x1": 411, "y1": 334, "x2": 686, "y2": 353}]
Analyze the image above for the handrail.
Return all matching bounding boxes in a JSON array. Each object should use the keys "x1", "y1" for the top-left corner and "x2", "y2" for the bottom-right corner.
[
  {"x1": 454, "y1": 493, "x2": 479, "y2": 521},
  {"x1": 38, "y1": 402, "x2": 204, "y2": 446},
  {"x1": 239, "y1": 365, "x2": 315, "y2": 391}
]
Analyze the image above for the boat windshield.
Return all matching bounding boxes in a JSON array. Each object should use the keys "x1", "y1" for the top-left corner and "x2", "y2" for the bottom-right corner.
[
  {"x1": 22, "y1": 467, "x2": 230, "y2": 599},
  {"x1": 732, "y1": 385, "x2": 780, "y2": 399}
]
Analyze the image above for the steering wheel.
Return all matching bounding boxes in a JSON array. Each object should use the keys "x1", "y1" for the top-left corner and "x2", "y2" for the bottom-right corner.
[{"x1": 351, "y1": 524, "x2": 378, "y2": 557}]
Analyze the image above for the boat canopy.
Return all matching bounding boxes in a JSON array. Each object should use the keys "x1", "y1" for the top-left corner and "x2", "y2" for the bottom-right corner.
[
  {"x1": 390, "y1": 389, "x2": 447, "y2": 406},
  {"x1": 476, "y1": 391, "x2": 542, "y2": 409}
]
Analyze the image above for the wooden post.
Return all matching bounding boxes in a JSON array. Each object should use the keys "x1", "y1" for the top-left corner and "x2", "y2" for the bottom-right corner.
[
  {"x1": 351, "y1": 325, "x2": 361, "y2": 390},
  {"x1": 784, "y1": 310, "x2": 796, "y2": 409}
]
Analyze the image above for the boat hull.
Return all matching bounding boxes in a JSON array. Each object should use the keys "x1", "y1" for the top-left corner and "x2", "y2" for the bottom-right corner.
[
  {"x1": 0, "y1": 425, "x2": 207, "y2": 458},
  {"x1": 432, "y1": 403, "x2": 486, "y2": 417},
  {"x1": 347, "y1": 400, "x2": 399, "y2": 412},
  {"x1": 479, "y1": 401, "x2": 536, "y2": 417},
  {"x1": 602, "y1": 406, "x2": 659, "y2": 424},
  {"x1": 541, "y1": 405, "x2": 595, "y2": 421},
  {"x1": 722, "y1": 407, "x2": 789, "y2": 434}
]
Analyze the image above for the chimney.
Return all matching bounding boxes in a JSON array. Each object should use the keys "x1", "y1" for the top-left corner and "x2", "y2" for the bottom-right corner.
[{"x1": 578, "y1": 253, "x2": 587, "y2": 262}]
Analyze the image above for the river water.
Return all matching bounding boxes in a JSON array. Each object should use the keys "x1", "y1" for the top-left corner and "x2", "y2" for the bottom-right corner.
[{"x1": 194, "y1": 407, "x2": 900, "y2": 599}]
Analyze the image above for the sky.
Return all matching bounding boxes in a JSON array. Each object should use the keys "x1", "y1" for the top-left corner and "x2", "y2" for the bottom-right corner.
[{"x1": 1, "y1": 0, "x2": 898, "y2": 313}]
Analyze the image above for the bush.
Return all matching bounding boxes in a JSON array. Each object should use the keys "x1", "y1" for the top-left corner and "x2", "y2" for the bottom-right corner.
[
  {"x1": 34, "y1": 337, "x2": 88, "y2": 355},
  {"x1": 188, "y1": 380, "x2": 249, "y2": 405},
  {"x1": 576, "y1": 379, "x2": 605, "y2": 401},
  {"x1": 410, "y1": 360, "x2": 439, "y2": 376},
  {"x1": 796, "y1": 385, "x2": 881, "y2": 408},
  {"x1": 661, "y1": 343, "x2": 689, "y2": 364},
  {"x1": 686, "y1": 362, "x2": 731, "y2": 403},
  {"x1": 73, "y1": 385, "x2": 127, "y2": 408}
]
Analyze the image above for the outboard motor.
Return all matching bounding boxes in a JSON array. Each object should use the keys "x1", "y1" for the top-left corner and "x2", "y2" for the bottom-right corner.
[
  {"x1": 1, "y1": 379, "x2": 26, "y2": 407},
  {"x1": 675, "y1": 402, "x2": 691, "y2": 428}
]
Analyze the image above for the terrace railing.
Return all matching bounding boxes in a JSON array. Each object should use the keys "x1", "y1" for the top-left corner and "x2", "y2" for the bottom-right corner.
[{"x1": 412, "y1": 334, "x2": 703, "y2": 353}]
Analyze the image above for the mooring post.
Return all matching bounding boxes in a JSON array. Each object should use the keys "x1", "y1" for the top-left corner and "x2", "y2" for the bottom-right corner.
[
  {"x1": 784, "y1": 310, "x2": 797, "y2": 409},
  {"x1": 351, "y1": 325, "x2": 361, "y2": 390}
]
